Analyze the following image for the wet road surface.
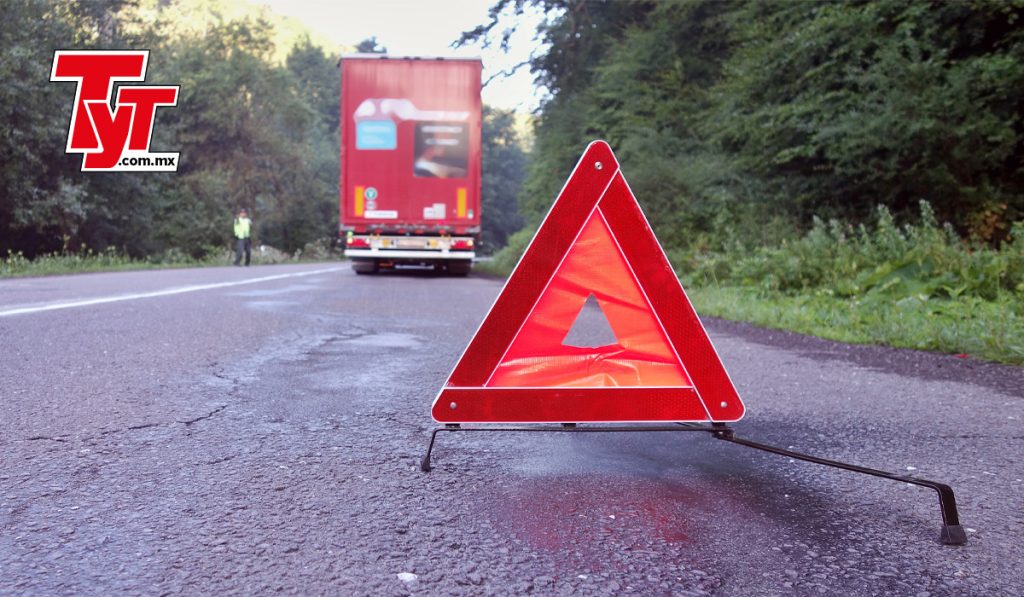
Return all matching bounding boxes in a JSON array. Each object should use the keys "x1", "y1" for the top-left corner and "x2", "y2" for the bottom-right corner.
[{"x1": 1, "y1": 263, "x2": 1022, "y2": 595}]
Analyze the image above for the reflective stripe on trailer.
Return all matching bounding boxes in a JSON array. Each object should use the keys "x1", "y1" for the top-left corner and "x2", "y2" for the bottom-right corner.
[{"x1": 344, "y1": 249, "x2": 475, "y2": 260}]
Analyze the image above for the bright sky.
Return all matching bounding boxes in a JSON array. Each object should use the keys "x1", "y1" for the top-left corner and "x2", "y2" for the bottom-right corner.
[{"x1": 247, "y1": 0, "x2": 548, "y2": 112}]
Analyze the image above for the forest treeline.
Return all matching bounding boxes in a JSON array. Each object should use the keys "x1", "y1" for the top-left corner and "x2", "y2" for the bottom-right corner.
[
  {"x1": 0, "y1": 0, "x2": 526, "y2": 260},
  {"x1": 4, "y1": 0, "x2": 1023, "y2": 271},
  {"x1": 475, "y1": 0, "x2": 1023, "y2": 251},
  {"x1": 469, "y1": 0, "x2": 1023, "y2": 363}
]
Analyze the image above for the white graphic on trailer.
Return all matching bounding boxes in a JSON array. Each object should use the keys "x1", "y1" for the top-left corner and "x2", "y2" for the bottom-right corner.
[
  {"x1": 353, "y1": 98, "x2": 469, "y2": 122},
  {"x1": 424, "y1": 203, "x2": 447, "y2": 219},
  {"x1": 364, "y1": 210, "x2": 398, "y2": 219}
]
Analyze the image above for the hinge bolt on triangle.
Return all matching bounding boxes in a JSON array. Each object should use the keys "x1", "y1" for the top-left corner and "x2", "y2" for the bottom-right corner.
[{"x1": 594, "y1": 161, "x2": 603, "y2": 170}]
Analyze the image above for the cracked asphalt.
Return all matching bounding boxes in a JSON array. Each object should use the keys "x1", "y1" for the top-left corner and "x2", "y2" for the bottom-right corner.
[{"x1": 1, "y1": 263, "x2": 1022, "y2": 595}]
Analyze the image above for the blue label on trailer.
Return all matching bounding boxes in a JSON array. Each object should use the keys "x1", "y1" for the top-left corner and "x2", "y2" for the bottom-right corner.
[{"x1": 356, "y1": 121, "x2": 397, "y2": 150}]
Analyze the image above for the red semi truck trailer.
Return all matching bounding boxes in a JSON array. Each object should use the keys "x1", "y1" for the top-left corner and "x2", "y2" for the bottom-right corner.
[{"x1": 339, "y1": 55, "x2": 483, "y2": 275}]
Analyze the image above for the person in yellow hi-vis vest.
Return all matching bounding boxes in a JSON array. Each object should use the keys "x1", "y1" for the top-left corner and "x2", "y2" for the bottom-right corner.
[{"x1": 233, "y1": 208, "x2": 253, "y2": 266}]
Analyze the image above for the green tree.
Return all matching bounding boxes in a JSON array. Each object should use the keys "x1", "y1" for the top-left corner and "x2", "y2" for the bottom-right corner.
[
  {"x1": 285, "y1": 38, "x2": 341, "y2": 246},
  {"x1": 355, "y1": 37, "x2": 387, "y2": 54},
  {"x1": 0, "y1": 1, "x2": 87, "y2": 257},
  {"x1": 480, "y1": 106, "x2": 527, "y2": 252},
  {"x1": 708, "y1": 0, "x2": 1024, "y2": 238},
  {"x1": 471, "y1": 0, "x2": 1024, "y2": 252},
  {"x1": 150, "y1": 15, "x2": 330, "y2": 253},
  {"x1": 2, "y1": 1, "x2": 348, "y2": 259}
]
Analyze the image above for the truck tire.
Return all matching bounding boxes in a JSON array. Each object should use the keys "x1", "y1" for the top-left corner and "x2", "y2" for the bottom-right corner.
[
  {"x1": 447, "y1": 260, "x2": 472, "y2": 276},
  {"x1": 352, "y1": 260, "x2": 378, "y2": 275}
]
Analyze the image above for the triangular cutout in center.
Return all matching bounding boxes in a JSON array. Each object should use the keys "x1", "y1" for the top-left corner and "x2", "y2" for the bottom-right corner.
[
  {"x1": 562, "y1": 294, "x2": 619, "y2": 348},
  {"x1": 486, "y1": 210, "x2": 691, "y2": 389}
]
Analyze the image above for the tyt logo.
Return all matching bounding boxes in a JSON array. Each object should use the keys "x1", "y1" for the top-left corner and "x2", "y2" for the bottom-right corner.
[{"x1": 50, "y1": 50, "x2": 180, "y2": 172}]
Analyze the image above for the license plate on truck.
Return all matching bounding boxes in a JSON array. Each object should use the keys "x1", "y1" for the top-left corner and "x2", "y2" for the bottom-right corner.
[{"x1": 396, "y1": 238, "x2": 427, "y2": 249}]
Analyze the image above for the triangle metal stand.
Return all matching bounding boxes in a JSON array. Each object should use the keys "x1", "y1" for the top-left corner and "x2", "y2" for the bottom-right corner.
[{"x1": 420, "y1": 422, "x2": 966, "y2": 546}]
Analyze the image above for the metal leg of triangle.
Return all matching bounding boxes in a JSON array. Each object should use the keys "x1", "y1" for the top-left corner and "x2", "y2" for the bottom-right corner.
[
  {"x1": 711, "y1": 429, "x2": 966, "y2": 546},
  {"x1": 420, "y1": 423, "x2": 966, "y2": 546},
  {"x1": 419, "y1": 423, "x2": 720, "y2": 473}
]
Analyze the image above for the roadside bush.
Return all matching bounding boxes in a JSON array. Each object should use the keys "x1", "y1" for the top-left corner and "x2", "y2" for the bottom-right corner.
[
  {"x1": 294, "y1": 238, "x2": 340, "y2": 261},
  {"x1": 678, "y1": 201, "x2": 1024, "y2": 364},
  {"x1": 474, "y1": 227, "x2": 534, "y2": 277},
  {"x1": 682, "y1": 202, "x2": 1024, "y2": 306},
  {"x1": 252, "y1": 245, "x2": 291, "y2": 265},
  {"x1": 2, "y1": 246, "x2": 136, "y2": 277}
]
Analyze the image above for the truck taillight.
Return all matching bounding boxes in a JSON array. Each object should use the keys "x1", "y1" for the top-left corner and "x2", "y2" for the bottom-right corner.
[
  {"x1": 451, "y1": 239, "x2": 474, "y2": 250},
  {"x1": 347, "y1": 237, "x2": 370, "y2": 248}
]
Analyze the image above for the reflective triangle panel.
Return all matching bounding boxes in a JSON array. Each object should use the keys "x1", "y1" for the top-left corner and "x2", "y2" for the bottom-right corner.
[{"x1": 433, "y1": 141, "x2": 744, "y2": 423}]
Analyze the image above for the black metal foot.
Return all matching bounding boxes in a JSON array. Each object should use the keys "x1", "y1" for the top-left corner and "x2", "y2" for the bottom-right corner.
[
  {"x1": 715, "y1": 434, "x2": 966, "y2": 546},
  {"x1": 941, "y1": 524, "x2": 967, "y2": 546},
  {"x1": 420, "y1": 428, "x2": 442, "y2": 473}
]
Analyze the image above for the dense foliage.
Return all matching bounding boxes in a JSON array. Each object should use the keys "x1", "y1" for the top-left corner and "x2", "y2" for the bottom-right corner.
[
  {"x1": 682, "y1": 203, "x2": 1024, "y2": 302},
  {"x1": 480, "y1": 106, "x2": 527, "y2": 253},
  {"x1": 466, "y1": 0, "x2": 1023, "y2": 362},
  {"x1": 1, "y1": 0, "x2": 525, "y2": 262},
  {"x1": 472, "y1": 0, "x2": 1023, "y2": 248},
  {"x1": 0, "y1": 0, "x2": 340, "y2": 258},
  {"x1": 681, "y1": 204, "x2": 1024, "y2": 363}
]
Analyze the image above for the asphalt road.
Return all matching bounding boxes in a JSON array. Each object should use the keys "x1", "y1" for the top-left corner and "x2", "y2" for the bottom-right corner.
[{"x1": 1, "y1": 263, "x2": 1022, "y2": 595}]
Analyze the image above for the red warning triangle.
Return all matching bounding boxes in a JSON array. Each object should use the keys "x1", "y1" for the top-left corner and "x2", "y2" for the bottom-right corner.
[{"x1": 433, "y1": 141, "x2": 744, "y2": 423}]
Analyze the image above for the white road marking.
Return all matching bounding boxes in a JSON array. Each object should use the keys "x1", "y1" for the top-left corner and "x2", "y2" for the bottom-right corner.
[{"x1": 0, "y1": 266, "x2": 346, "y2": 318}]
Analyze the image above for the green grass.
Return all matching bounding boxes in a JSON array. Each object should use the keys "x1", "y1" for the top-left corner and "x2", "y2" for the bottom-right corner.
[
  {"x1": 473, "y1": 227, "x2": 534, "y2": 278},
  {"x1": 0, "y1": 246, "x2": 254, "y2": 278},
  {"x1": 686, "y1": 285, "x2": 1024, "y2": 365},
  {"x1": 675, "y1": 203, "x2": 1024, "y2": 365},
  {"x1": 473, "y1": 259, "x2": 514, "y2": 278},
  {"x1": 478, "y1": 203, "x2": 1024, "y2": 366},
  {"x1": 1, "y1": 240, "x2": 342, "y2": 279}
]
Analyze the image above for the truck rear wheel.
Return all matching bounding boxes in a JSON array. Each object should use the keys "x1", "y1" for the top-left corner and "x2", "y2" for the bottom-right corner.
[
  {"x1": 446, "y1": 261, "x2": 472, "y2": 276},
  {"x1": 352, "y1": 259, "x2": 378, "y2": 275}
]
